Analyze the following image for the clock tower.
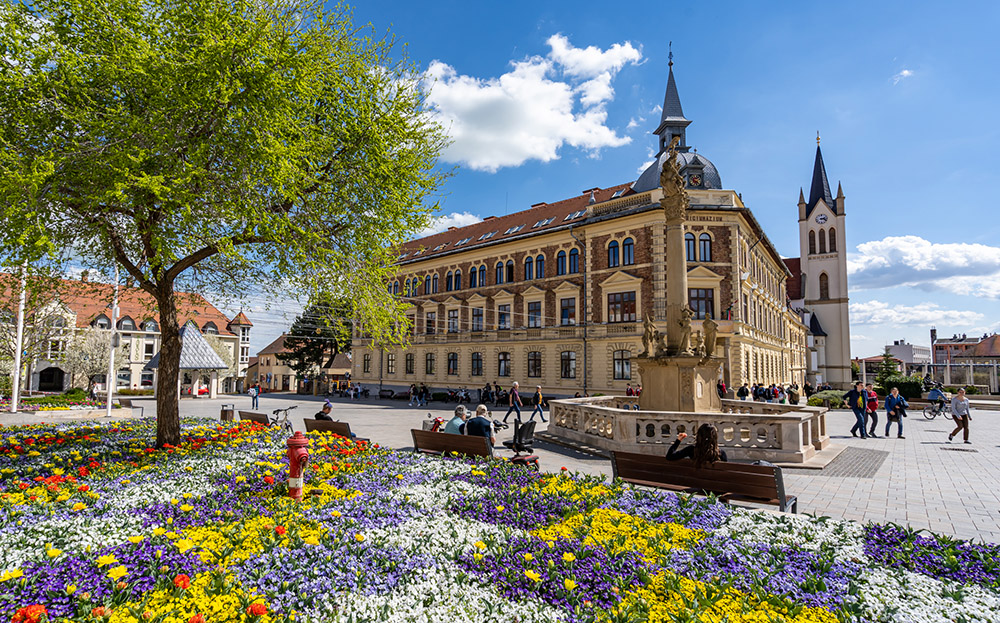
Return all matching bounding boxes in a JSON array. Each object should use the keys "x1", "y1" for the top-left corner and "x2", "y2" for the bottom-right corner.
[{"x1": 796, "y1": 135, "x2": 852, "y2": 388}]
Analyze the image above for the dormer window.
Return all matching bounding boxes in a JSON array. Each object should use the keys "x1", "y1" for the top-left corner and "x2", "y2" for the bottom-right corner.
[
  {"x1": 504, "y1": 225, "x2": 525, "y2": 235},
  {"x1": 93, "y1": 314, "x2": 111, "y2": 329},
  {"x1": 203, "y1": 322, "x2": 219, "y2": 335},
  {"x1": 532, "y1": 218, "x2": 554, "y2": 228},
  {"x1": 478, "y1": 231, "x2": 498, "y2": 241},
  {"x1": 118, "y1": 317, "x2": 136, "y2": 331},
  {"x1": 564, "y1": 210, "x2": 586, "y2": 221},
  {"x1": 142, "y1": 319, "x2": 159, "y2": 332}
]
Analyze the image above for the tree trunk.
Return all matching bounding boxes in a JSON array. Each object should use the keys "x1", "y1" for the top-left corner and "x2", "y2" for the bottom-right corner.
[{"x1": 155, "y1": 286, "x2": 182, "y2": 447}]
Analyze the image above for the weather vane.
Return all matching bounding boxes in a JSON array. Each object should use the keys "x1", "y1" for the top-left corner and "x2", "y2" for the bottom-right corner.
[
  {"x1": 668, "y1": 41, "x2": 673, "y2": 67},
  {"x1": 816, "y1": 131, "x2": 821, "y2": 146}
]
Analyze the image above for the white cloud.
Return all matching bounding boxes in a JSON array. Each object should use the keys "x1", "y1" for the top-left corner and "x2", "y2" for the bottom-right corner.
[
  {"x1": 417, "y1": 211, "x2": 482, "y2": 237},
  {"x1": 850, "y1": 300, "x2": 983, "y2": 327},
  {"x1": 636, "y1": 159, "x2": 655, "y2": 175},
  {"x1": 545, "y1": 34, "x2": 642, "y2": 78},
  {"x1": 424, "y1": 35, "x2": 642, "y2": 172},
  {"x1": 626, "y1": 117, "x2": 642, "y2": 130},
  {"x1": 848, "y1": 235, "x2": 1000, "y2": 298},
  {"x1": 892, "y1": 69, "x2": 914, "y2": 85}
]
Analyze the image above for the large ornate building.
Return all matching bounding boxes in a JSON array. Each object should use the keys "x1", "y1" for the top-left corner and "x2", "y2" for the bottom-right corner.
[{"x1": 351, "y1": 59, "x2": 851, "y2": 395}]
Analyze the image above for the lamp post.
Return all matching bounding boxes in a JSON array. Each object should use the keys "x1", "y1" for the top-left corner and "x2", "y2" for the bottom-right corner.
[{"x1": 105, "y1": 265, "x2": 120, "y2": 417}]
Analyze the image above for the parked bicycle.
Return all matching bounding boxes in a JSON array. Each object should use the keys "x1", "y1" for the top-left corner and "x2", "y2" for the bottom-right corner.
[{"x1": 270, "y1": 405, "x2": 297, "y2": 434}]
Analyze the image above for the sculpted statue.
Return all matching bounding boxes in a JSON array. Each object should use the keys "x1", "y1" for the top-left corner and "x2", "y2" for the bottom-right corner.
[
  {"x1": 703, "y1": 316, "x2": 718, "y2": 358},
  {"x1": 659, "y1": 137, "x2": 689, "y2": 222},
  {"x1": 654, "y1": 330, "x2": 667, "y2": 357},
  {"x1": 641, "y1": 313, "x2": 656, "y2": 357},
  {"x1": 692, "y1": 330, "x2": 704, "y2": 357},
  {"x1": 677, "y1": 306, "x2": 694, "y2": 355}
]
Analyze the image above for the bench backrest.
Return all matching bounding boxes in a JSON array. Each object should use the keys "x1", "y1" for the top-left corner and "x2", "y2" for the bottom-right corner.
[
  {"x1": 119, "y1": 398, "x2": 133, "y2": 407},
  {"x1": 238, "y1": 411, "x2": 269, "y2": 425},
  {"x1": 410, "y1": 429, "x2": 492, "y2": 458},
  {"x1": 304, "y1": 419, "x2": 352, "y2": 437},
  {"x1": 610, "y1": 450, "x2": 787, "y2": 505}
]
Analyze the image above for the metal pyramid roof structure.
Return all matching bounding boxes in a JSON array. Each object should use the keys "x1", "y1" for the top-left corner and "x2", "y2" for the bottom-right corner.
[
  {"x1": 807, "y1": 144, "x2": 835, "y2": 216},
  {"x1": 144, "y1": 321, "x2": 229, "y2": 370}
]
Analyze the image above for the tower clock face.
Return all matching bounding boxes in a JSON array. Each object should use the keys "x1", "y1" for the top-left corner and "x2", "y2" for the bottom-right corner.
[
  {"x1": 815, "y1": 214, "x2": 828, "y2": 224},
  {"x1": 689, "y1": 174, "x2": 702, "y2": 187}
]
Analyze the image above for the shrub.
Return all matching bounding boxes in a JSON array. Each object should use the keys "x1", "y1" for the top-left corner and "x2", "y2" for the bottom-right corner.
[
  {"x1": 118, "y1": 388, "x2": 155, "y2": 396},
  {"x1": 944, "y1": 385, "x2": 979, "y2": 395},
  {"x1": 63, "y1": 387, "x2": 88, "y2": 399},
  {"x1": 877, "y1": 375, "x2": 923, "y2": 400},
  {"x1": 807, "y1": 389, "x2": 845, "y2": 408}
]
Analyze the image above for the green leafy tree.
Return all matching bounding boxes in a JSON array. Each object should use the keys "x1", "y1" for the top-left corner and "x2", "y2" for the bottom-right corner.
[
  {"x1": 277, "y1": 300, "x2": 351, "y2": 380},
  {"x1": 0, "y1": 0, "x2": 445, "y2": 444}
]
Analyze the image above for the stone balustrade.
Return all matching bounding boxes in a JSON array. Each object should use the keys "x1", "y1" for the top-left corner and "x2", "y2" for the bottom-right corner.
[{"x1": 548, "y1": 396, "x2": 831, "y2": 464}]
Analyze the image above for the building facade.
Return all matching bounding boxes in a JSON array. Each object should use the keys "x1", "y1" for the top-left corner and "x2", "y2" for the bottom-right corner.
[
  {"x1": 886, "y1": 339, "x2": 931, "y2": 366},
  {"x1": 351, "y1": 61, "x2": 812, "y2": 396},
  {"x1": 0, "y1": 274, "x2": 252, "y2": 394}
]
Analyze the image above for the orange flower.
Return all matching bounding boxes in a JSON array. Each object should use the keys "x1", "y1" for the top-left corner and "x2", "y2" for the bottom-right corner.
[
  {"x1": 11, "y1": 605, "x2": 47, "y2": 623},
  {"x1": 188, "y1": 614, "x2": 205, "y2": 623},
  {"x1": 91, "y1": 606, "x2": 111, "y2": 617},
  {"x1": 274, "y1": 525, "x2": 286, "y2": 535},
  {"x1": 246, "y1": 603, "x2": 268, "y2": 617},
  {"x1": 78, "y1": 484, "x2": 90, "y2": 492},
  {"x1": 173, "y1": 574, "x2": 191, "y2": 589},
  {"x1": 263, "y1": 476, "x2": 274, "y2": 485}
]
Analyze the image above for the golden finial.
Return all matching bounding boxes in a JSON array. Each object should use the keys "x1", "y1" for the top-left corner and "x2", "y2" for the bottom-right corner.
[{"x1": 816, "y1": 131, "x2": 821, "y2": 146}]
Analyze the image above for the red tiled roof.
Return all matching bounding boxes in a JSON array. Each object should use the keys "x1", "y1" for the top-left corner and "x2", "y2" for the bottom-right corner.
[
  {"x1": 229, "y1": 311, "x2": 253, "y2": 327},
  {"x1": 970, "y1": 334, "x2": 1000, "y2": 357},
  {"x1": 257, "y1": 334, "x2": 291, "y2": 355},
  {"x1": 0, "y1": 274, "x2": 237, "y2": 335},
  {"x1": 783, "y1": 258, "x2": 802, "y2": 299},
  {"x1": 399, "y1": 184, "x2": 635, "y2": 262}
]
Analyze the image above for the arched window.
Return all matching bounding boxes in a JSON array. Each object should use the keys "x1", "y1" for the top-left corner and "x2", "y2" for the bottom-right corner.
[
  {"x1": 478, "y1": 265, "x2": 486, "y2": 287},
  {"x1": 524, "y1": 256, "x2": 534, "y2": 281},
  {"x1": 819, "y1": 272, "x2": 830, "y2": 300},
  {"x1": 497, "y1": 352, "x2": 511, "y2": 377},
  {"x1": 142, "y1": 320, "x2": 158, "y2": 332},
  {"x1": 469, "y1": 268, "x2": 477, "y2": 288},
  {"x1": 685, "y1": 233, "x2": 696, "y2": 261},
  {"x1": 608, "y1": 241, "x2": 620, "y2": 268},
  {"x1": 569, "y1": 248, "x2": 579, "y2": 273},
  {"x1": 445, "y1": 272, "x2": 453, "y2": 292},
  {"x1": 556, "y1": 251, "x2": 567, "y2": 275},
  {"x1": 505, "y1": 260, "x2": 514, "y2": 283},
  {"x1": 819, "y1": 229, "x2": 827, "y2": 254},
  {"x1": 432, "y1": 274, "x2": 439, "y2": 293},
  {"x1": 622, "y1": 238, "x2": 634, "y2": 265},
  {"x1": 119, "y1": 317, "x2": 136, "y2": 331},
  {"x1": 699, "y1": 233, "x2": 712, "y2": 262},
  {"x1": 454, "y1": 269, "x2": 462, "y2": 290},
  {"x1": 393, "y1": 281, "x2": 399, "y2": 295},
  {"x1": 535, "y1": 254, "x2": 545, "y2": 278},
  {"x1": 808, "y1": 230, "x2": 817, "y2": 255},
  {"x1": 470, "y1": 352, "x2": 483, "y2": 376},
  {"x1": 495, "y1": 262, "x2": 504, "y2": 284},
  {"x1": 828, "y1": 227, "x2": 837, "y2": 252},
  {"x1": 527, "y1": 351, "x2": 542, "y2": 377},
  {"x1": 405, "y1": 353, "x2": 414, "y2": 374},
  {"x1": 424, "y1": 275, "x2": 431, "y2": 294},
  {"x1": 447, "y1": 352, "x2": 458, "y2": 375},
  {"x1": 93, "y1": 314, "x2": 111, "y2": 329},
  {"x1": 202, "y1": 321, "x2": 218, "y2": 334}
]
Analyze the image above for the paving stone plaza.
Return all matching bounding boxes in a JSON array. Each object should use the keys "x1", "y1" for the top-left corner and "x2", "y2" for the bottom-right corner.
[{"x1": 6, "y1": 394, "x2": 997, "y2": 542}]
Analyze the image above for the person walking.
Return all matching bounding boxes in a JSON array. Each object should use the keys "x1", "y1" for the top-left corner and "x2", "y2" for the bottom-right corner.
[
  {"x1": 865, "y1": 383, "x2": 880, "y2": 438},
  {"x1": 948, "y1": 388, "x2": 972, "y2": 444},
  {"x1": 737, "y1": 383, "x2": 750, "y2": 401},
  {"x1": 843, "y1": 382, "x2": 869, "y2": 439},
  {"x1": 529, "y1": 385, "x2": 546, "y2": 422},
  {"x1": 407, "y1": 383, "x2": 417, "y2": 407},
  {"x1": 503, "y1": 381, "x2": 522, "y2": 424},
  {"x1": 716, "y1": 379, "x2": 727, "y2": 399},
  {"x1": 249, "y1": 384, "x2": 260, "y2": 410},
  {"x1": 884, "y1": 387, "x2": 908, "y2": 439}
]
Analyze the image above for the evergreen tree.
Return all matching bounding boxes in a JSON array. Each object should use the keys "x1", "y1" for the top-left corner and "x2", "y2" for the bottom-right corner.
[
  {"x1": 277, "y1": 301, "x2": 351, "y2": 380},
  {"x1": 875, "y1": 347, "x2": 899, "y2": 393}
]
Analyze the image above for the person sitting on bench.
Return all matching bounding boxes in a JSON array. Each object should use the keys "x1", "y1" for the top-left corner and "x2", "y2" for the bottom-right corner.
[
  {"x1": 443, "y1": 405, "x2": 469, "y2": 434},
  {"x1": 666, "y1": 423, "x2": 728, "y2": 467},
  {"x1": 315, "y1": 400, "x2": 334, "y2": 421},
  {"x1": 464, "y1": 404, "x2": 495, "y2": 448}
]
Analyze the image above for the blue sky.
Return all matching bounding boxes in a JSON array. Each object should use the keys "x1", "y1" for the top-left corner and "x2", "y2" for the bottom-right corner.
[{"x1": 238, "y1": 0, "x2": 1000, "y2": 357}]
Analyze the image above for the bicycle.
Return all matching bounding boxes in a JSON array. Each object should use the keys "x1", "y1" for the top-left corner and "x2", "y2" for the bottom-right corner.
[
  {"x1": 270, "y1": 405, "x2": 297, "y2": 434},
  {"x1": 922, "y1": 399, "x2": 950, "y2": 420}
]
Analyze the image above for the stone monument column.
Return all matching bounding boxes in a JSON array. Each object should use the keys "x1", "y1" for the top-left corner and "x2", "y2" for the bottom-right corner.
[{"x1": 638, "y1": 138, "x2": 723, "y2": 413}]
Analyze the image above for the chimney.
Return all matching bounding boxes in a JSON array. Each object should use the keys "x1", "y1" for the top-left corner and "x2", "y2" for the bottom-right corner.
[{"x1": 80, "y1": 270, "x2": 89, "y2": 283}]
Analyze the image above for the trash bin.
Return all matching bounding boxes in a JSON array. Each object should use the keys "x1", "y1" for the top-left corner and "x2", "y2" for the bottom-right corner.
[{"x1": 221, "y1": 404, "x2": 235, "y2": 422}]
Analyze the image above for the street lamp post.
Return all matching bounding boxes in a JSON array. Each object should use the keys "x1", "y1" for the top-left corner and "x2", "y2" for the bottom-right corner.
[
  {"x1": 105, "y1": 265, "x2": 120, "y2": 417},
  {"x1": 8, "y1": 267, "x2": 27, "y2": 413}
]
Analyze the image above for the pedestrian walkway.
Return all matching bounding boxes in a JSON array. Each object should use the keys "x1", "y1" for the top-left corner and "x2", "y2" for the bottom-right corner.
[{"x1": 5, "y1": 395, "x2": 997, "y2": 542}]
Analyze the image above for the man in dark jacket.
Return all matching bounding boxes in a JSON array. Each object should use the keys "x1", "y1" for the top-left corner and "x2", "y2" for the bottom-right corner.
[{"x1": 843, "y1": 382, "x2": 869, "y2": 439}]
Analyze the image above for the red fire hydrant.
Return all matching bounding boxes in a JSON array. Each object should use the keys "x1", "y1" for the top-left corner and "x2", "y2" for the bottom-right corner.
[{"x1": 286, "y1": 431, "x2": 309, "y2": 501}]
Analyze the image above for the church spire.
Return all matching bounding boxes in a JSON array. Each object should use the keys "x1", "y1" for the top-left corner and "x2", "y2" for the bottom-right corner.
[
  {"x1": 654, "y1": 43, "x2": 692, "y2": 156},
  {"x1": 807, "y1": 136, "x2": 834, "y2": 215}
]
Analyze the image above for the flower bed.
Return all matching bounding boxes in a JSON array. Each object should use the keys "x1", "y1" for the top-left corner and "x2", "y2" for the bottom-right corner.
[
  {"x1": 0, "y1": 400, "x2": 115, "y2": 412},
  {"x1": 1, "y1": 420, "x2": 998, "y2": 623}
]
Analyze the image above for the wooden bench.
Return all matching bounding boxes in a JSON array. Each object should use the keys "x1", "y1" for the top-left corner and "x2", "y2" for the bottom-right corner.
[
  {"x1": 410, "y1": 429, "x2": 492, "y2": 458},
  {"x1": 302, "y1": 419, "x2": 370, "y2": 443},
  {"x1": 378, "y1": 389, "x2": 395, "y2": 399},
  {"x1": 610, "y1": 450, "x2": 798, "y2": 513},
  {"x1": 238, "y1": 411, "x2": 270, "y2": 425}
]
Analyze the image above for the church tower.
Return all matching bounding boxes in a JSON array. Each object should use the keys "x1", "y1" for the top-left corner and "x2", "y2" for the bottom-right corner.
[{"x1": 798, "y1": 136, "x2": 851, "y2": 387}]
